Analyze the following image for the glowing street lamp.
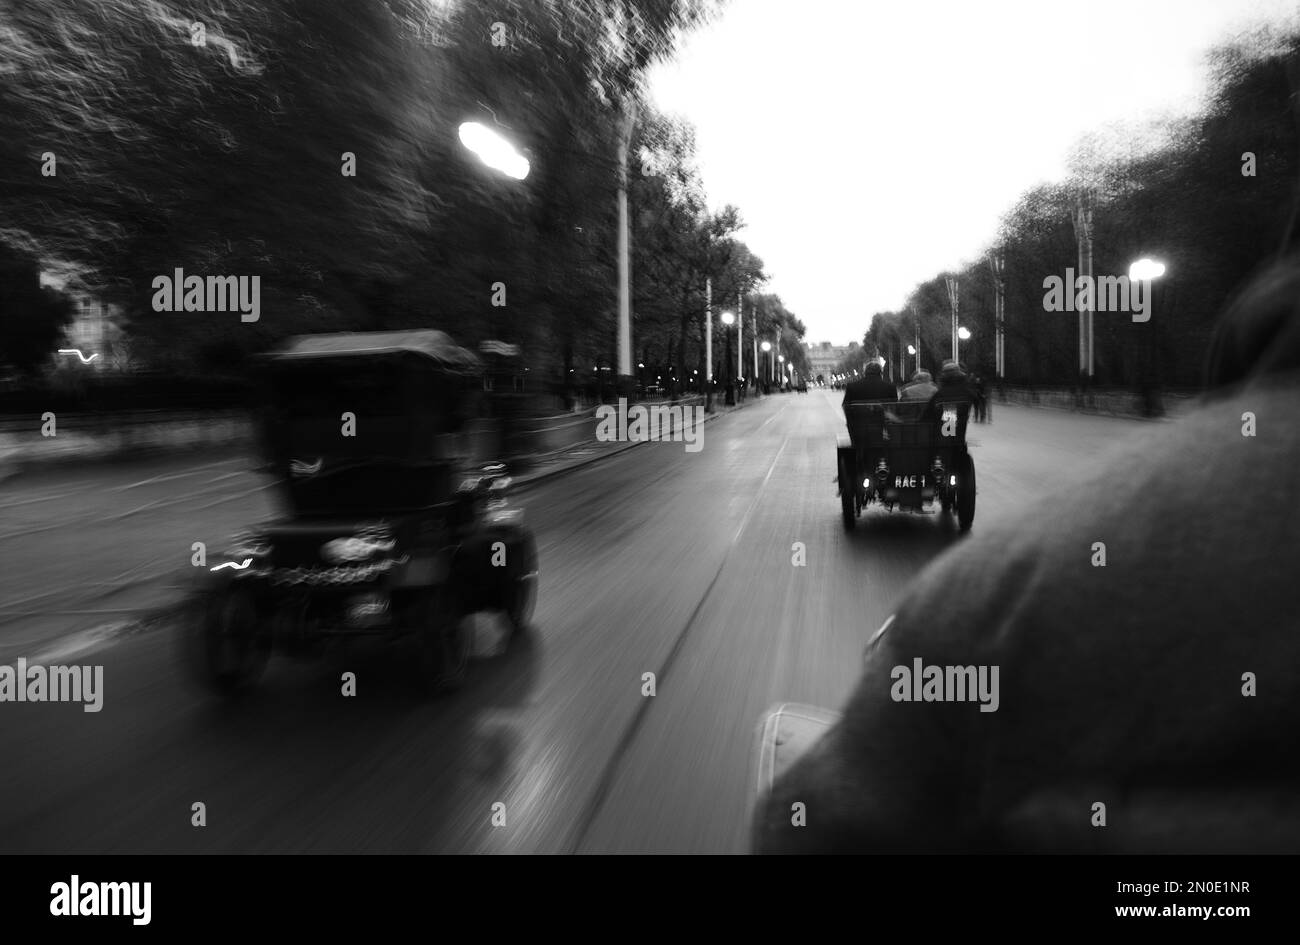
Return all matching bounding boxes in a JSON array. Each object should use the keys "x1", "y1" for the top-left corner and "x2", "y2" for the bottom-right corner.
[
  {"x1": 1129, "y1": 258, "x2": 1166, "y2": 282},
  {"x1": 458, "y1": 121, "x2": 530, "y2": 180},
  {"x1": 718, "y1": 311, "x2": 737, "y2": 404},
  {"x1": 1129, "y1": 257, "x2": 1167, "y2": 413}
]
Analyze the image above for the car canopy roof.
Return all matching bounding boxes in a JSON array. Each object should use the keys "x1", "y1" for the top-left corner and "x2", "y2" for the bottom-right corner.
[{"x1": 268, "y1": 330, "x2": 482, "y2": 374}]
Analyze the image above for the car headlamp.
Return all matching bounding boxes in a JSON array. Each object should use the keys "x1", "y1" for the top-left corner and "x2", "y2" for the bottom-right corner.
[{"x1": 321, "y1": 524, "x2": 396, "y2": 564}]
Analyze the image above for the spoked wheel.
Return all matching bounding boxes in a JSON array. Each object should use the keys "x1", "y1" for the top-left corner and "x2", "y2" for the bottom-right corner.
[
  {"x1": 502, "y1": 533, "x2": 538, "y2": 639},
  {"x1": 184, "y1": 588, "x2": 269, "y2": 696},
  {"x1": 415, "y1": 588, "x2": 471, "y2": 694},
  {"x1": 956, "y1": 451, "x2": 976, "y2": 531}
]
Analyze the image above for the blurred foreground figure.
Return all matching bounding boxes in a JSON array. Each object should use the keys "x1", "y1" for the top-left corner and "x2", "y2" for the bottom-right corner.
[{"x1": 755, "y1": 257, "x2": 1300, "y2": 853}]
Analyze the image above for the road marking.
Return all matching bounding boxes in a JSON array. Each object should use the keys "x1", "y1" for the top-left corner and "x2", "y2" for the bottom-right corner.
[
  {"x1": 112, "y1": 457, "x2": 246, "y2": 492},
  {"x1": 732, "y1": 436, "x2": 789, "y2": 544},
  {"x1": 564, "y1": 558, "x2": 729, "y2": 854},
  {"x1": 24, "y1": 621, "x2": 134, "y2": 665},
  {"x1": 754, "y1": 398, "x2": 792, "y2": 432}
]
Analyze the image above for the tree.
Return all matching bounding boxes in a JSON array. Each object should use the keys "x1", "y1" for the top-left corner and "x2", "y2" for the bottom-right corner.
[
  {"x1": 0, "y1": 244, "x2": 73, "y2": 377},
  {"x1": 0, "y1": 0, "x2": 723, "y2": 379}
]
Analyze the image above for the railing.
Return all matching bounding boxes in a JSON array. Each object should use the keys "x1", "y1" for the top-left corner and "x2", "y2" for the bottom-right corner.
[
  {"x1": 0, "y1": 397, "x2": 714, "y2": 473},
  {"x1": 992, "y1": 385, "x2": 1202, "y2": 419}
]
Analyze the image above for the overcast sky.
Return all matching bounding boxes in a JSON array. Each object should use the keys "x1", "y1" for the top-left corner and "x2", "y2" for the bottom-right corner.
[{"x1": 648, "y1": 0, "x2": 1298, "y2": 344}]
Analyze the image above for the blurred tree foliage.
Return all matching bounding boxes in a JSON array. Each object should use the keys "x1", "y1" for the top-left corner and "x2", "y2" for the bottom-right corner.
[
  {"x1": 866, "y1": 27, "x2": 1300, "y2": 390},
  {"x1": 631, "y1": 110, "x2": 807, "y2": 393},
  {"x1": 0, "y1": 243, "x2": 73, "y2": 376},
  {"x1": 1, "y1": 0, "x2": 776, "y2": 390}
]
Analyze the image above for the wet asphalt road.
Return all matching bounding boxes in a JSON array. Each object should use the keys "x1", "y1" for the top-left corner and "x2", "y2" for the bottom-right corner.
[{"x1": 0, "y1": 392, "x2": 1167, "y2": 852}]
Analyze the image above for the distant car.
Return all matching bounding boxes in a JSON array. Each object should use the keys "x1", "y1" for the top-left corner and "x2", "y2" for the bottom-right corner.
[
  {"x1": 796, "y1": 380, "x2": 808, "y2": 393},
  {"x1": 836, "y1": 400, "x2": 975, "y2": 531},
  {"x1": 181, "y1": 329, "x2": 539, "y2": 697}
]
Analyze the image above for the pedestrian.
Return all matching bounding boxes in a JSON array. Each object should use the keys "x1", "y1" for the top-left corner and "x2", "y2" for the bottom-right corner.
[{"x1": 972, "y1": 374, "x2": 988, "y2": 423}]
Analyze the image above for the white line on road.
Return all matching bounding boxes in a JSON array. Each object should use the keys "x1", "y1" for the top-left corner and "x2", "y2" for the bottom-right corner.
[
  {"x1": 112, "y1": 457, "x2": 247, "y2": 492},
  {"x1": 732, "y1": 436, "x2": 790, "y2": 545},
  {"x1": 754, "y1": 398, "x2": 792, "y2": 432}
]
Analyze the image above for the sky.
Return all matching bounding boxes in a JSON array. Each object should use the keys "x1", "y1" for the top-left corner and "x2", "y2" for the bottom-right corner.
[{"x1": 647, "y1": 0, "x2": 1299, "y2": 344}]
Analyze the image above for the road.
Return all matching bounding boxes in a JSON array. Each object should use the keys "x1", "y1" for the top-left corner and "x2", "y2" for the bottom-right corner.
[{"x1": 0, "y1": 392, "x2": 1170, "y2": 853}]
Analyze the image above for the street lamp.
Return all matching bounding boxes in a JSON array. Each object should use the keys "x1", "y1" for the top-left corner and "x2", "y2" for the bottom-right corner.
[
  {"x1": 720, "y1": 311, "x2": 736, "y2": 405},
  {"x1": 955, "y1": 326, "x2": 971, "y2": 365},
  {"x1": 1129, "y1": 257, "x2": 1167, "y2": 415},
  {"x1": 1129, "y1": 258, "x2": 1166, "y2": 282},
  {"x1": 458, "y1": 122, "x2": 530, "y2": 180},
  {"x1": 760, "y1": 340, "x2": 772, "y2": 392}
]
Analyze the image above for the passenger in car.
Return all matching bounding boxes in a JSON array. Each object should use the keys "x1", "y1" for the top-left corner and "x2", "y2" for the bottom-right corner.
[
  {"x1": 899, "y1": 369, "x2": 937, "y2": 402},
  {"x1": 841, "y1": 360, "x2": 897, "y2": 411},
  {"x1": 924, "y1": 361, "x2": 975, "y2": 444}
]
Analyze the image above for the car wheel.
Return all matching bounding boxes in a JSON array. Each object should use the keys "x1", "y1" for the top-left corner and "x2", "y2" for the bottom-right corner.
[
  {"x1": 956, "y1": 452, "x2": 976, "y2": 531},
  {"x1": 416, "y1": 588, "x2": 470, "y2": 694},
  {"x1": 184, "y1": 588, "x2": 269, "y2": 696}
]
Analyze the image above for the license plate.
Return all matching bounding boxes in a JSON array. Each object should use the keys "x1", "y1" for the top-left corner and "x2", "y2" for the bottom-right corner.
[{"x1": 893, "y1": 475, "x2": 927, "y2": 488}]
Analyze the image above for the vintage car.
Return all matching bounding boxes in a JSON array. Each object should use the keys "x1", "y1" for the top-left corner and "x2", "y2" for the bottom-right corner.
[
  {"x1": 181, "y1": 329, "x2": 538, "y2": 696},
  {"x1": 836, "y1": 399, "x2": 975, "y2": 531}
]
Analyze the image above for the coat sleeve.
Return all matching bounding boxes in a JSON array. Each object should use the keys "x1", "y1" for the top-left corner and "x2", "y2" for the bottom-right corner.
[{"x1": 752, "y1": 609, "x2": 970, "y2": 853}]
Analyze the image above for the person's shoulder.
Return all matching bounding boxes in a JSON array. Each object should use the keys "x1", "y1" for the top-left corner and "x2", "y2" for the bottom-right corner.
[{"x1": 887, "y1": 377, "x2": 1300, "y2": 648}]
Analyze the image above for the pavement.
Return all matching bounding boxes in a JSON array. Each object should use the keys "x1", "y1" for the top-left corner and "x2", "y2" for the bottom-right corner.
[
  {"x1": 511, "y1": 394, "x2": 753, "y2": 489},
  {"x1": 0, "y1": 390, "x2": 1177, "y2": 852}
]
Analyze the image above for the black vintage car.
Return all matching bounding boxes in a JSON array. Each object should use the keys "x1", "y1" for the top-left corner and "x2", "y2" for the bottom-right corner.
[
  {"x1": 181, "y1": 330, "x2": 538, "y2": 696},
  {"x1": 836, "y1": 400, "x2": 976, "y2": 531}
]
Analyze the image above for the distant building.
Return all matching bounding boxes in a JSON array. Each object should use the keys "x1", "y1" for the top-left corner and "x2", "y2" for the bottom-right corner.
[{"x1": 804, "y1": 340, "x2": 858, "y2": 380}]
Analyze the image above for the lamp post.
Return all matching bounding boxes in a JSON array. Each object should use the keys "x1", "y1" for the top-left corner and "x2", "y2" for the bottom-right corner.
[
  {"x1": 912, "y1": 308, "x2": 921, "y2": 374},
  {"x1": 945, "y1": 277, "x2": 960, "y2": 362},
  {"x1": 736, "y1": 292, "x2": 744, "y2": 395},
  {"x1": 956, "y1": 326, "x2": 971, "y2": 367},
  {"x1": 760, "y1": 340, "x2": 771, "y2": 394},
  {"x1": 705, "y1": 277, "x2": 713, "y2": 413},
  {"x1": 721, "y1": 311, "x2": 736, "y2": 406},
  {"x1": 1129, "y1": 257, "x2": 1167, "y2": 417}
]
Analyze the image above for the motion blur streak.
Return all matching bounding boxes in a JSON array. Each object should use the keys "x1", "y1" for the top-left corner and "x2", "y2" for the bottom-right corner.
[{"x1": 0, "y1": 394, "x2": 1159, "y2": 852}]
